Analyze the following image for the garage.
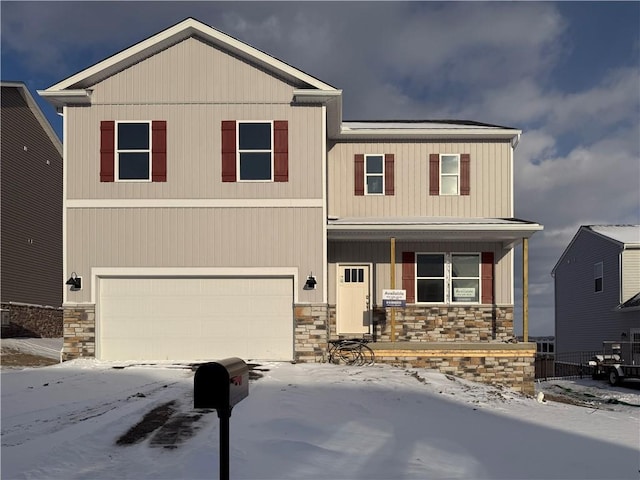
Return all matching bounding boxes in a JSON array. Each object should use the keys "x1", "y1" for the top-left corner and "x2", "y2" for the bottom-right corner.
[{"x1": 97, "y1": 276, "x2": 293, "y2": 361}]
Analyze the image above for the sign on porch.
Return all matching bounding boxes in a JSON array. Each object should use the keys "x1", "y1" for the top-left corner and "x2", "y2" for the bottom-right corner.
[{"x1": 382, "y1": 289, "x2": 406, "y2": 307}]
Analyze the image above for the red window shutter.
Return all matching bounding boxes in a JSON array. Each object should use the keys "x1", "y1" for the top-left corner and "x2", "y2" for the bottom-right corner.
[
  {"x1": 429, "y1": 153, "x2": 439, "y2": 195},
  {"x1": 481, "y1": 252, "x2": 494, "y2": 304},
  {"x1": 274, "y1": 120, "x2": 288, "y2": 182},
  {"x1": 460, "y1": 153, "x2": 470, "y2": 195},
  {"x1": 100, "y1": 121, "x2": 115, "y2": 182},
  {"x1": 402, "y1": 251, "x2": 416, "y2": 303},
  {"x1": 221, "y1": 121, "x2": 236, "y2": 182},
  {"x1": 384, "y1": 153, "x2": 394, "y2": 195},
  {"x1": 151, "y1": 121, "x2": 167, "y2": 182},
  {"x1": 354, "y1": 154, "x2": 364, "y2": 195}
]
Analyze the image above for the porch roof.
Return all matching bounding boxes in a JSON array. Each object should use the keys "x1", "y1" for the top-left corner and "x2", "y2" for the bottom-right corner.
[{"x1": 327, "y1": 216, "x2": 543, "y2": 247}]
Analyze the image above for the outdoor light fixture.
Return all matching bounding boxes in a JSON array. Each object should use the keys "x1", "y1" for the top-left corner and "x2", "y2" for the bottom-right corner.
[
  {"x1": 304, "y1": 273, "x2": 317, "y2": 290},
  {"x1": 65, "y1": 272, "x2": 82, "y2": 290}
]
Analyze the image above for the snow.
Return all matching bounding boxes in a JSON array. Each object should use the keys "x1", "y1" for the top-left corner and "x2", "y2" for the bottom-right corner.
[
  {"x1": 1, "y1": 338, "x2": 62, "y2": 360},
  {"x1": 2, "y1": 354, "x2": 640, "y2": 479}
]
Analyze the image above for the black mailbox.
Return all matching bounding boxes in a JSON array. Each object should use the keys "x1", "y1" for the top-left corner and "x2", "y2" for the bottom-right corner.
[{"x1": 194, "y1": 357, "x2": 249, "y2": 411}]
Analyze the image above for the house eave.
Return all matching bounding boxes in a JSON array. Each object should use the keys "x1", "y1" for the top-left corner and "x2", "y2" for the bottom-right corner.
[
  {"x1": 41, "y1": 18, "x2": 337, "y2": 96},
  {"x1": 37, "y1": 89, "x2": 92, "y2": 109},
  {"x1": 333, "y1": 127, "x2": 522, "y2": 141},
  {"x1": 327, "y1": 217, "x2": 543, "y2": 245}
]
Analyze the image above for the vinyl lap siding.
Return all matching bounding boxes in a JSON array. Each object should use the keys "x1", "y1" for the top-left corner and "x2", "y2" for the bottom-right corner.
[
  {"x1": 65, "y1": 207, "x2": 324, "y2": 303},
  {"x1": 328, "y1": 140, "x2": 512, "y2": 218},
  {"x1": 554, "y1": 230, "x2": 623, "y2": 354},
  {"x1": 621, "y1": 248, "x2": 640, "y2": 302},
  {"x1": 90, "y1": 37, "x2": 299, "y2": 105},
  {"x1": 1, "y1": 86, "x2": 63, "y2": 307},
  {"x1": 66, "y1": 104, "x2": 323, "y2": 200}
]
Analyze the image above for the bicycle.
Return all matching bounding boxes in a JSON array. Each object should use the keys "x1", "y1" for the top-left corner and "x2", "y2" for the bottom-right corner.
[{"x1": 327, "y1": 338, "x2": 375, "y2": 366}]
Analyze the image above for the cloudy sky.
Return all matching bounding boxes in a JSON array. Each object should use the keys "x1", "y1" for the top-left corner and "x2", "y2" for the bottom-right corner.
[{"x1": 2, "y1": 1, "x2": 639, "y2": 336}]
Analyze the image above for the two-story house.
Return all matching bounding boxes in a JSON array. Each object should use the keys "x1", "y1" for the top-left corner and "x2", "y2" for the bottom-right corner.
[
  {"x1": 39, "y1": 18, "x2": 542, "y2": 392},
  {"x1": 1, "y1": 81, "x2": 63, "y2": 338},
  {"x1": 553, "y1": 225, "x2": 640, "y2": 358}
]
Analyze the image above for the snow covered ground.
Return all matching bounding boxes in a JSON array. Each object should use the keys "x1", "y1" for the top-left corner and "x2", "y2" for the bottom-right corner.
[{"x1": 1, "y1": 344, "x2": 639, "y2": 479}]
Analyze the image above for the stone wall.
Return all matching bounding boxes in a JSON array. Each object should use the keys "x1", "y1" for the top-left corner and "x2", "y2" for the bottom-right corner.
[
  {"x1": 372, "y1": 344, "x2": 536, "y2": 395},
  {"x1": 62, "y1": 305, "x2": 96, "y2": 360},
  {"x1": 294, "y1": 304, "x2": 328, "y2": 363},
  {"x1": 373, "y1": 305, "x2": 514, "y2": 342},
  {"x1": 1, "y1": 303, "x2": 63, "y2": 338}
]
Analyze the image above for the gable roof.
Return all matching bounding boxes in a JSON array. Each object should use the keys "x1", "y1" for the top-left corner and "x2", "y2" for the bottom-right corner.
[
  {"x1": 1, "y1": 81, "x2": 62, "y2": 156},
  {"x1": 39, "y1": 17, "x2": 337, "y2": 102},
  {"x1": 587, "y1": 225, "x2": 640, "y2": 246},
  {"x1": 552, "y1": 225, "x2": 640, "y2": 275}
]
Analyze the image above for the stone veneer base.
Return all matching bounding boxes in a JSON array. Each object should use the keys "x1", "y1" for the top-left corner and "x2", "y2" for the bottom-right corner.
[{"x1": 1, "y1": 303, "x2": 63, "y2": 338}]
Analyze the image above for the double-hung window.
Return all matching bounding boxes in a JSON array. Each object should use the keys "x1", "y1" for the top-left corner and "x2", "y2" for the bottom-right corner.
[
  {"x1": 594, "y1": 262, "x2": 603, "y2": 293},
  {"x1": 416, "y1": 253, "x2": 480, "y2": 303},
  {"x1": 116, "y1": 122, "x2": 151, "y2": 181},
  {"x1": 365, "y1": 154, "x2": 384, "y2": 194},
  {"x1": 440, "y1": 154, "x2": 460, "y2": 195},
  {"x1": 238, "y1": 121, "x2": 273, "y2": 181},
  {"x1": 416, "y1": 254, "x2": 446, "y2": 303},
  {"x1": 451, "y1": 254, "x2": 480, "y2": 302}
]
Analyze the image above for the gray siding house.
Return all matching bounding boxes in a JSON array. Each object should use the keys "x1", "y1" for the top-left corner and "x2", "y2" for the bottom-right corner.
[
  {"x1": 552, "y1": 225, "x2": 640, "y2": 355},
  {"x1": 39, "y1": 18, "x2": 542, "y2": 392},
  {"x1": 1, "y1": 82, "x2": 63, "y2": 337}
]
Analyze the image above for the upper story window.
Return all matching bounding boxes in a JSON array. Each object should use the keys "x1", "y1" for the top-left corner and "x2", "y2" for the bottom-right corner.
[
  {"x1": 365, "y1": 154, "x2": 384, "y2": 194},
  {"x1": 116, "y1": 122, "x2": 151, "y2": 181},
  {"x1": 429, "y1": 153, "x2": 470, "y2": 196},
  {"x1": 440, "y1": 154, "x2": 460, "y2": 195},
  {"x1": 354, "y1": 153, "x2": 394, "y2": 196},
  {"x1": 221, "y1": 120, "x2": 288, "y2": 183},
  {"x1": 100, "y1": 120, "x2": 166, "y2": 183},
  {"x1": 238, "y1": 121, "x2": 273, "y2": 181},
  {"x1": 594, "y1": 262, "x2": 603, "y2": 293}
]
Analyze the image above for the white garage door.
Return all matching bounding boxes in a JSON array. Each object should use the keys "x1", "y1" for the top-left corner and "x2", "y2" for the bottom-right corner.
[{"x1": 98, "y1": 277, "x2": 293, "y2": 361}]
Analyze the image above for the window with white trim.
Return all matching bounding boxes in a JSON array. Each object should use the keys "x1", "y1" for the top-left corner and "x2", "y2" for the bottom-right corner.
[
  {"x1": 365, "y1": 154, "x2": 384, "y2": 194},
  {"x1": 116, "y1": 121, "x2": 151, "y2": 181},
  {"x1": 440, "y1": 154, "x2": 459, "y2": 195},
  {"x1": 238, "y1": 121, "x2": 273, "y2": 181},
  {"x1": 416, "y1": 253, "x2": 480, "y2": 303},
  {"x1": 594, "y1": 262, "x2": 603, "y2": 293}
]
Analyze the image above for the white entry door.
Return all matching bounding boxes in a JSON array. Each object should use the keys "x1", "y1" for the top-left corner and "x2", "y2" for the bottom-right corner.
[{"x1": 336, "y1": 265, "x2": 370, "y2": 335}]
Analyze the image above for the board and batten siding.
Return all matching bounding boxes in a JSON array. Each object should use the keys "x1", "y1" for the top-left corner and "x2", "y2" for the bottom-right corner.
[
  {"x1": 65, "y1": 207, "x2": 324, "y2": 304},
  {"x1": 89, "y1": 37, "x2": 300, "y2": 105},
  {"x1": 328, "y1": 140, "x2": 512, "y2": 218},
  {"x1": 328, "y1": 241, "x2": 511, "y2": 305},
  {"x1": 554, "y1": 230, "x2": 630, "y2": 354},
  {"x1": 622, "y1": 248, "x2": 640, "y2": 302},
  {"x1": 66, "y1": 104, "x2": 323, "y2": 200},
  {"x1": 1, "y1": 86, "x2": 63, "y2": 308}
]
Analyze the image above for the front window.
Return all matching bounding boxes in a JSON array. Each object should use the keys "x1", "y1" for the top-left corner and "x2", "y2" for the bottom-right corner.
[
  {"x1": 594, "y1": 262, "x2": 603, "y2": 293},
  {"x1": 365, "y1": 154, "x2": 384, "y2": 194},
  {"x1": 416, "y1": 253, "x2": 480, "y2": 304},
  {"x1": 238, "y1": 122, "x2": 272, "y2": 181},
  {"x1": 451, "y1": 254, "x2": 480, "y2": 302},
  {"x1": 116, "y1": 122, "x2": 151, "y2": 181},
  {"x1": 440, "y1": 154, "x2": 459, "y2": 195},
  {"x1": 416, "y1": 254, "x2": 445, "y2": 302}
]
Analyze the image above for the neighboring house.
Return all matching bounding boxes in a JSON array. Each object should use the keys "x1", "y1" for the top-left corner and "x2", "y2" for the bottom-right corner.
[
  {"x1": 39, "y1": 18, "x2": 542, "y2": 392},
  {"x1": 552, "y1": 225, "x2": 640, "y2": 357},
  {"x1": 1, "y1": 81, "x2": 63, "y2": 337}
]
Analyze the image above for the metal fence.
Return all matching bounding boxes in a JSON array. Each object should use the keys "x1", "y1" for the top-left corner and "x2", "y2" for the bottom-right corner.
[{"x1": 535, "y1": 350, "x2": 600, "y2": 380}]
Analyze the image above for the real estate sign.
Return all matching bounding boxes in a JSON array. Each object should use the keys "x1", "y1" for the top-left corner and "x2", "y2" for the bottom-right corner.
[{"x1": 382, "y1": 289, "x2": 406, "y2": 307}]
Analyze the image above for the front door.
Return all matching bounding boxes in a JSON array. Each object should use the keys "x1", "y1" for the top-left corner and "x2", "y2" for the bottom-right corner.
[{"x1": 336, "y1": 264, "x2": 370, "y2": 335}]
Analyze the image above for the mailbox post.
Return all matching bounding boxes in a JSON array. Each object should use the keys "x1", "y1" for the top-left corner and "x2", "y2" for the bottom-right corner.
[{"x1": 194, "y1": 358, "x2": 249, "y2": 480}]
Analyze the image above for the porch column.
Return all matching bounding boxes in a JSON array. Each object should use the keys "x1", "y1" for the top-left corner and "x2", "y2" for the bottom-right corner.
[{"x1": 522, "y1": 237, "x2": 529, "y2": 342}]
